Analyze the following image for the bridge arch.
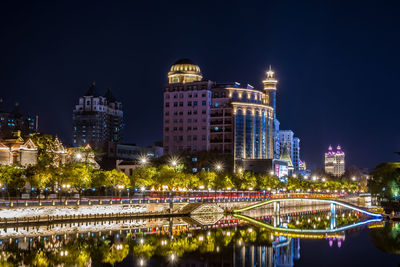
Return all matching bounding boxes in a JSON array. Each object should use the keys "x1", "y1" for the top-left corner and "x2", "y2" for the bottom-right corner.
[{"x1": 233, "y1": 198, "x2": 383, "y2": 218}]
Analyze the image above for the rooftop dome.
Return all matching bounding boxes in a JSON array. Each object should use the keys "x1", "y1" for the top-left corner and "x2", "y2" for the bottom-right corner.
[{"x1": 168, "y1": 58, "x2": 203, "y2": 84}]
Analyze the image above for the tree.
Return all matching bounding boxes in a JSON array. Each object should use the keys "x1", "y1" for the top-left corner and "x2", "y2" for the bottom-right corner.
[
  {"x1": 197, "y1": 170, "x2": 217, "y2": 189},
  {"x1": 0, "y1": 164, "x2": 25, "y2": 198},
  {"x1": 130, "y1": 166, "x2": 157, "y2": 188},
  {"x1": 63, "y1": 163, "x2": 93, "y2": 197},
  {"x1": 25, "y1": 165, "x2": 52, "y2": 191},
  {"x1": 30, "y1": 133, "x2": 57, "y2": 167},
  {"x1": 369, "y1": 162, "x2": 400, "y2": 200},
  {"x1": 103, "y1": 169, "x2": 130, "y2": 195}
]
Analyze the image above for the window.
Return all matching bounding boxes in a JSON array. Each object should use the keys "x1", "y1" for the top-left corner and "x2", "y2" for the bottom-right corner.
[
  {"x1": 187, "y1": 136, "x2": 192, "y2": 141},
  {"x1": 174, "y1": 102, "x2": 178, "y2": 107},
  {"x1": 165, "y1": 136, "x2": 169, "y2": 142},
  {"x1": 202, "y1": 93, "x2": 206, "y2": 97},
  {"x1": 173, "y1": 111, "x2": 178, "y2": 115},
  {"x1": 202, "y1": 135, "x2": 206, "y2": 140},
  {"x1": 202, "y1": 110, "x2": 206, "y2": 114},
  {"x1": 179, "y1": 102, "x2": 183, "y2": 107},
  {"x1": 173, "y1": 127, "x2": 177, "y2": 131},
  {"x1": 165, "y1": 94, "x2": 170, "y2": 99},
  {"x1": 179, "y1": 93, "x2": 184, "y2": 98},
  {"x1": 165, "y1": 120, "x2": 169, "y2": 123},
  {"x1": 165, "y1": 127, "x2": 169, "y2": 132},
  {"x1": 165, "y1": 111, "x2": 169, "y2": 116},
  {"x1": 193, "y1": 110, "x2": 198, "y2": 115},
  {"x1": 189, "y1": 94, "x2": 192, "y2": 98},
  {"x1": 193, "y1": 101, "x2": 198, "y2": 106},
  {"x1": 173, "y1": 94, "x2": 178, "y2": 99},
  {"x1": 179, "y1": 111, "x2": 183, "y2": 115},
  {"x1": 179, "y1": 136, "x2": 183, "y2": 141},
  {"x1": 202, "y1": 101, "x2": 206, "y2": 106},
  {"x1": 187, "y1": 126, "x2": 192, "y2": 131},
  {"x1": 165, "y1": 102, "x2": 170, "y2": 107},
  {"x1": 193, "y1": 135, "x2": 197, "y2": 141},
  {"x1": 188, "y1": 119, "x2": 192, "y2": 123},
  {"x1": 188, "y1": 111, "x2": 192, "y2": 115},
  {"x1": 188, "y1": 101, "x2": 192, "y2": 106},
  {"x1": 173, "y1": 136, "x2": 177, "y2": 141}
]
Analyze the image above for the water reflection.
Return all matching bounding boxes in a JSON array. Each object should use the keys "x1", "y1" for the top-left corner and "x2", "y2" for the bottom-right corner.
[{"x1": 0, "y1": 208, "x2": 395, "y2": 266}]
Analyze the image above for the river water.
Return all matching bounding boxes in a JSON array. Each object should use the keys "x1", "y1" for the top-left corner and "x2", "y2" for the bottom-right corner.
[{"x1": 0, "y1": 206, "x2": 399, "y2": 266}]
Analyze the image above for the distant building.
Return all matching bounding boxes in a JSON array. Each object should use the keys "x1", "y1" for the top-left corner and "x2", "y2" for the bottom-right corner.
[
  {"x1": 278, "y1": 130, "x2": 303, "y2": 173},
  {"x1": 0, "y1": 100, "x2": 36, "y2": 139},
  {"x1": 72, "y1": 82, "x2": 123, "y2": 151},
  {"x1": 325, "y1": 145, "x2": 345, "y2": 177},
  {"x1": 163, "y1": 58, "x2": 275, "y2": 172},
  {"x1": 108, "y1": 143, "x2": 163, "y2": 161}
]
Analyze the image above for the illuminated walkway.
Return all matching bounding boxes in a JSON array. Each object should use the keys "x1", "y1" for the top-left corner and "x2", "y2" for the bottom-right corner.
[{"x1": 233, "y1": 198, "x2": 383, "y2": 218}]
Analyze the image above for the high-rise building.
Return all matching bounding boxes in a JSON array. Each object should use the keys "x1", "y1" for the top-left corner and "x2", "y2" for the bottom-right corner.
[
  {"x1": 0, "y1": 100, "x2": 36, "y2": 139},
  {"x1": 163, "y1": 59, "x2": 275, "y2": 169},
  {"x1": 72, "y1": 82, "x2": 123, "y2": 151},
  {"x1": 277, "y1": 130, "x2": 303, "y2": 173},
  {"x1": 325, "y1": 145, "x2": 345, "y2": 176}
]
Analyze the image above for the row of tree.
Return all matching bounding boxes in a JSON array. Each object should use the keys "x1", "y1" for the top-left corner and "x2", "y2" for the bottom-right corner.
[{"x1": 0, "y1": 162, "x2": 360, "y2": 197}]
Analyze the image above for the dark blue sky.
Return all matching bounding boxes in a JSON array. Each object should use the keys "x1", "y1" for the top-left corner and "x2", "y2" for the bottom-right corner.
[{"x1": 1, "y1": 0, "x2": 399, "y2": 170}]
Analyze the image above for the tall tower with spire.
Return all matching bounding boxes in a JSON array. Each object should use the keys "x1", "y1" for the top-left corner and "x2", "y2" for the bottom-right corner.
[
  {"x1": 263, "y1": 66, "x2": 278, "y2": 119},
  {"x1": 263, "y1": 66, "x2": 280, "y2": 159}
]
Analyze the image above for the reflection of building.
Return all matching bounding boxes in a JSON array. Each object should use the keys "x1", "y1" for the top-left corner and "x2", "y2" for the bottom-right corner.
[
  {"x1": 0, "y1": 100, "x2": 37, "y2": 139},
  {"x1": 163, "y1": 59, "x2": 274, "y2": 172},
  {"x1": 325, "y1": 145, "x2": 345, "y2": 176},
  {"x1": 72, "y1": 82, "x2": 123, "y2": 151},
  {"x1": 0, "y1": 131, "x2": 37, "y2": 166}
]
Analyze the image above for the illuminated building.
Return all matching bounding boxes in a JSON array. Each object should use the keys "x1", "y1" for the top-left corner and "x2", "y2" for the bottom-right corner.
[
  {"x1": 263, "y1": 66, "x2": 281, "y2": 161},
  {"x1": 325, "y1": 145, "x2": 345, "y2": 176},
  {"x1": 0, "y1": 131, "x2": 37, "y2": 166},
  {"x1": 72, "y1": 82, "x2": 123, "y2": 151},
  {"x1": 163, "y1": 59, "x2": 275, "y2": 171},
  {"x1": 277, "y1": 130, "x2": 303, "y2": 173},
  {"x1": 0, "y1": 100, "x2": 37, "y2": 139}
]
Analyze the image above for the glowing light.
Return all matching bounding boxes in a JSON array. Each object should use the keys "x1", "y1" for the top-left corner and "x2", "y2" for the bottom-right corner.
[{"x1": 76, "y1": 153, "x2": 82, "y2": 160}]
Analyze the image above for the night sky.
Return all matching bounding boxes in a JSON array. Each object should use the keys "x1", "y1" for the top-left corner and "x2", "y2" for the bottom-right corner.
[{"x1": 1, "y1": 0, "x2": 399, "y2": 170}]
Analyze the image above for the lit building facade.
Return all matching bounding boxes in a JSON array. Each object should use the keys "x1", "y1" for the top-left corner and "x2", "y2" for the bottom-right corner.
[
  {"x1": 163, "y1": 59, "x2": 275, "y2": 169},
  {"x1": 325, "y1": 145, "x2": 345, "y2": 176},
  {"x1": 0, "y1": 100, "x2": 37, "y2": 139},
  {"x1": 72, "y1": 82, "x2": 123, "y2": 151},
  {"x1": 0, "y1": 131, "x2": 37, "y2": 166},
  {"x1": 277, "y1": 130, "x2": 303, "y2": 173}
]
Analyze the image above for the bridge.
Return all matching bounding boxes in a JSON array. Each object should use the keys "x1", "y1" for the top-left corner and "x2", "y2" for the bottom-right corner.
[{"x1": 233, "y1": 198, "x2": 383, "y2": 218}]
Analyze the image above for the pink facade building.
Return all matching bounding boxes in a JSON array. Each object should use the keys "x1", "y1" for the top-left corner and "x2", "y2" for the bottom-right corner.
[{"x1": 163, "y1": 59, "x2": 275, "y2": 171}]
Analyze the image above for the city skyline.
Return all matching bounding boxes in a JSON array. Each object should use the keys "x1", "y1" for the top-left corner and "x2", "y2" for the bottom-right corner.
[{"x1": 1, "y1": 0, "x2": 400, "y2": 169}]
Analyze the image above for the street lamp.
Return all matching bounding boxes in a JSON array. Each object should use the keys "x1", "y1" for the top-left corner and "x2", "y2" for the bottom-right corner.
[
  {"x1": 270, "y1": 171, "x2": 274, "y2": 176},
  {"x1": 351, "y1": 177, "x2": 356, "y2": 181},
  {"x1": 75, "y1": 153, "x2": 82, "y2": 160},
  {"x1": 214, "y1": 162, "x2": 223, "y2": 172},
  {"x1": 140, "y1": 156, "x2": 148, "y2": 165}
]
